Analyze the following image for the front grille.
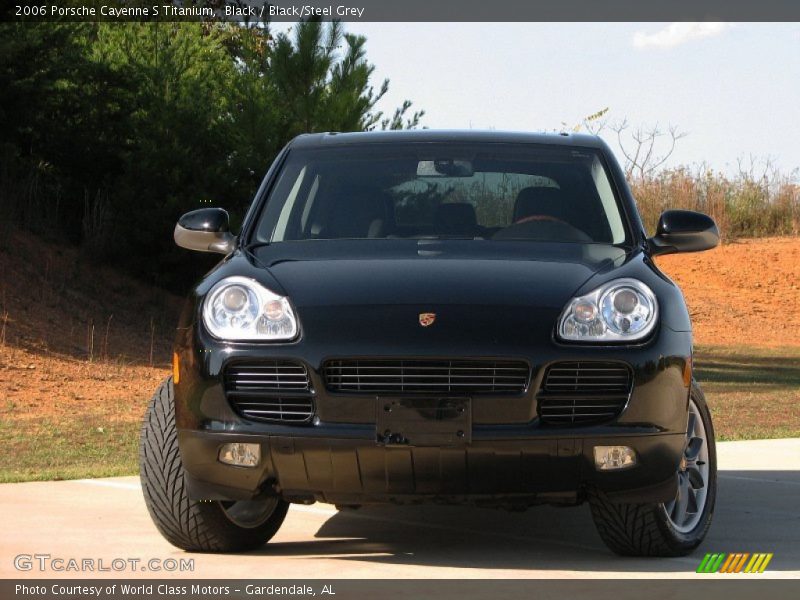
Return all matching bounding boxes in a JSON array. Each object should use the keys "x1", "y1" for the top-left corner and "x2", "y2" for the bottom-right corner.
[
  {"x1": 323, "y1": 359, "x2": 530, "y2": 395},
  {"x1": 536, "y1": 361, "x2": 632, "y2": 426},
  {"x1": 223, "y1": 361, "x2": 313, "y2": 423}
]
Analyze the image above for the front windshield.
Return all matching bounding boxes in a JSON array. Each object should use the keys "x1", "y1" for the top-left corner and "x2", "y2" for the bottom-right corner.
[{"x1": 254, "y1": 142, "x2": 628, "y2": 245}]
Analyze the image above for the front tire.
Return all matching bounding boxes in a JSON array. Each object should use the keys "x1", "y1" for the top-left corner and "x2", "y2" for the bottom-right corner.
[
  {"x1": 589, "y1": 381, "x2": 717, "y2": 556},
  {"x1": 139, "y1": 377, "x2": 289, "y2": 552}
]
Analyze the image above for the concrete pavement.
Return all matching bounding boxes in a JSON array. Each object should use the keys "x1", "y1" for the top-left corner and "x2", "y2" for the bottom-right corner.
[{"x1": 1, "y1": 438, "x2": 798, "y2": 579}]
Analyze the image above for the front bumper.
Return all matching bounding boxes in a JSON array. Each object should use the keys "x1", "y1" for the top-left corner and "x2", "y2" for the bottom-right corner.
[
  {"x1": 173, "y1": 322, "x2": 691, "y2": 506},
  {"x1": 180, "y1": 428, "x2": 683, "y2": 506}
]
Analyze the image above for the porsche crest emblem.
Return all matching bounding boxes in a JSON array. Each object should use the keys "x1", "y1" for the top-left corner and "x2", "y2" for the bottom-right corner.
[{"x1": 418, "y1": 312, "x2": 436, "y2": 327}]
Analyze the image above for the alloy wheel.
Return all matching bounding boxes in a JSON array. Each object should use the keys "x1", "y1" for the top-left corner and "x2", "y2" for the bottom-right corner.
[
  {"x1": 662, "y1": 397, "x2": 710, "y2": 533},
  {"x1": 219, "y1": 498, "x2": 280, "y2": 529}
]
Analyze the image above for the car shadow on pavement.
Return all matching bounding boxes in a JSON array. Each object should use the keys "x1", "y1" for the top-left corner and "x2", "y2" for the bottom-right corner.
[{"x1": 253, "y1": 470, "x2": 799, "y2": 573}]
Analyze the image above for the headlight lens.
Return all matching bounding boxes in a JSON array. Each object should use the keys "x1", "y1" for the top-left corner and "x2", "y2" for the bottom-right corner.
[
  {"x1": 203, "y1": 276, "x2": 298, "y2": 341},
  {"x1": 558, "y1": 278, "x2": 658, "y2": 342}
]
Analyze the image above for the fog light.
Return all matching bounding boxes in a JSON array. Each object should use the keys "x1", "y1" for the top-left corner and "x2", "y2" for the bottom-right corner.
[
  {"x1": 594, "y1": 445, "x2": 637, "y2": 471},
  {"x1": 219, "y1": 443, "x2": 260, "y2": 468}
]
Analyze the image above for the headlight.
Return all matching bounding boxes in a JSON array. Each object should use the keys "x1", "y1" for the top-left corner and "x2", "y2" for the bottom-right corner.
[
  {"x1": 558, "y1": 278, "x2": 658, "y2": 342},
  {"x1": 202, "y1": 276, "x2": 298, "y2": 341}
]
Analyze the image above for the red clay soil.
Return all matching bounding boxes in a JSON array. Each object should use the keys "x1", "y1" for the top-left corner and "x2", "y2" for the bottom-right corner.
[
  {"x1": 0, "y1": 233, "x2": 181, "y2": 425},
  {"x1": 656, "y1": 237, "x2": 800, "y2": 348}
]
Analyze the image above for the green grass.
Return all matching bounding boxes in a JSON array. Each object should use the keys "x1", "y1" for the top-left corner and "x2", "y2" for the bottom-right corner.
[
  {"x1": 0, "y1": 346, "x2": 797, "y2": 483},
  {"x1": 694, "y1": 345, "x2": 800, "y2": 441},
  {"x1": 0, "y1": 418, "x2": 140, "y2": 483}
]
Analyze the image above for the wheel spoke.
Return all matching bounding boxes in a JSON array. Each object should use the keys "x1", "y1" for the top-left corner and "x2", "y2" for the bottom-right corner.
[
  {"x1": 685, "y1": 436, "x2": 704, "y2": 461},
  {"x1": 662, "y1": 396, "x2": 711, "y2": 534},
  {"x1": 687, "y1": 466, "x2": 705, "y2": 489},
  {"x1": 686, "y1": 487, "x2": 699, "y2": 514},
  {"x1": 672, "y1": 473, "x2": 690, "y2": 525},
  {"x1": 663, "y1": 498, "x2": 676, "y2": 515},
  {"x1": 221, "y1": 499, "x2": 278, "y2": 529}
]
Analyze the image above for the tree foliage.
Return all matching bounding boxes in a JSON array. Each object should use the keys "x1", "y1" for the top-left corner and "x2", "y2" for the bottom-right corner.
[{"x1": 0, "y1": 20, "x2": 423, "y2": 288}]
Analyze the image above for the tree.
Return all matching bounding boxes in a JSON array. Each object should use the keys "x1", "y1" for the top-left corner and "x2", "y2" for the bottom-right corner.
[
  {"x1": 88, "y1": 22, "x2": 238, "y2": 282},
  {"x1": 561, "y1": 107, "x2": 609, "y2": 134},
  {"x1": 0, "y1": 19, "x2": 425, "y2": 290},
  {"x1": 611, "y1": 120, "x2": 687, "y2": 180},
  {"x1": 224, "y1": 20, "x2": 424, "y2": 211},
  {"x1": 0, "y1": 22, "x2": 122, "y2": 234},
  {"x1": 266, "y1": 20, "x2": 423, "y2": 138},
  {"x1": 566, "y1": 109, "x2": 686, "y2": 180}
]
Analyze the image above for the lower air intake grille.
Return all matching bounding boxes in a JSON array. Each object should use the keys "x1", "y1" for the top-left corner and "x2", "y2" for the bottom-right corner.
[
  {"x1": 223, "y1": 361, "x2": 313, "y2": 423},
  {"x1": 537, "y1": 361, "x2": 632, "y2": 426},
  {"x1": 323, "y1": 359, "x2": 530, "y2": 395}
]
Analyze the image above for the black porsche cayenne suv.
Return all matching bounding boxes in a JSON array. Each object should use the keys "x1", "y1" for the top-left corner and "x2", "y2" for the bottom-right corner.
[{"x1": 140, "y1": 130, "x2": 720, "y2": 556}]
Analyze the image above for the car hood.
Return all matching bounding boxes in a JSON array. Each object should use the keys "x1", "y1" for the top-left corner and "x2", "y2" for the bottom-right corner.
[{"x1": 250, "y1": 240, "x2": 628, "y2": 309}]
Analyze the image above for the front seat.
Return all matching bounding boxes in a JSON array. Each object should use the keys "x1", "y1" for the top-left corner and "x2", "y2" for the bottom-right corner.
[
  {"x1": 323, "y1": 188, "x2": 389, "y2": 239},
  {"x1": 434, "y1": 202, "x2": 478, "y2": 237},
  {"x1": 513, "y1": 187, "x2": 567, "y2": 224},
  {"x1": 495, "y1": 185, "x2": 591, "y2": 242}
]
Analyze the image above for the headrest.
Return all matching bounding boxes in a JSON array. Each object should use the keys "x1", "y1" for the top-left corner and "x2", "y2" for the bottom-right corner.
[{"x1": 513, "y1": 187, "x2": 565, "y2": 222}]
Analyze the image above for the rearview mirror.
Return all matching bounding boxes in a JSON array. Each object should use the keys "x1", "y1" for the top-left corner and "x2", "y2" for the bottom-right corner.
[
  {"x1": 174, "y1": 208, "x2": 236, "y2": 254},
  {"x1": 648, "y1": 210, "x2": 719, "y2": 256},
  {"x1": 417, "y1": 159, "x2": 474, "y2": 177}
]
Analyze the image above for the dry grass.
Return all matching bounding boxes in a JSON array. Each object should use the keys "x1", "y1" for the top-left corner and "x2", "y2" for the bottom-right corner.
[
  {"x1": 631, "y1": 166, "x2": 800, "y2": 239},
  {"x1": 695, "y1": 346, "x2": 800, "y2": 441}
]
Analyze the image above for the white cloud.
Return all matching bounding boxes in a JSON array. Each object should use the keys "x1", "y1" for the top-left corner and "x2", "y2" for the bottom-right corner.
[{"x1": 633, "y1": 22, "x2": 733, "y2": 49}]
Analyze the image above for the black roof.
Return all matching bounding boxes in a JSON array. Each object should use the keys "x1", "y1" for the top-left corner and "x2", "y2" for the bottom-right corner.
[{"x1": 289, "y1": 129, "x2": 607, "y2": 149}]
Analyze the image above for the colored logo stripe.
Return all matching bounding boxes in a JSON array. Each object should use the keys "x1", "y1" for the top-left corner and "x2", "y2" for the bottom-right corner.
[
  {"x1": 697, "y1": 553, "x2": 773, "y2": 573},
  {"x1": 697, "y1": 553, "x2": 726, "y2": 573},
  {"x1": 745, "y1": 553, "x2": 773, "y2": 573},
  {"x1": 721, "y1": 553, "x2": 749, "y2": 573}
]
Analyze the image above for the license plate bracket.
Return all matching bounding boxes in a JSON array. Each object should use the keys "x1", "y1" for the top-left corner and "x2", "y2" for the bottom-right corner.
[{"x1": 375, "y1": 397, "x2": 471, "y2": 447}]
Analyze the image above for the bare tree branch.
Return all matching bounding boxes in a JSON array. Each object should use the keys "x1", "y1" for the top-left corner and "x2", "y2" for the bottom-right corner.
[{"x1": 612, "y1": 120, "x2": 687, "y2": 180}]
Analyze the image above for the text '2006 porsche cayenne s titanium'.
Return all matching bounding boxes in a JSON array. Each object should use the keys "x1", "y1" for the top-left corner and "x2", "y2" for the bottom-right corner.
[{"x1": 140, "y1": 130, "x2": 720, "y2": 556}]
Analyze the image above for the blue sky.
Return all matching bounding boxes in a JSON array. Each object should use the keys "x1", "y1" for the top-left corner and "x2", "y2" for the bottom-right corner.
[{"x1": 311, "y1": 22, "x2": 800, "y2": 174}]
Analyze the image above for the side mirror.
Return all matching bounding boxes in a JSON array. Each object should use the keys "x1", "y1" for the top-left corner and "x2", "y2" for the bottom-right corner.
[
  {"x1": 174, "y1": 208, "x2": 237, "y2": 254},
  {"x1": 648, "y1": 210, "x2": 719, "y2": 256}
]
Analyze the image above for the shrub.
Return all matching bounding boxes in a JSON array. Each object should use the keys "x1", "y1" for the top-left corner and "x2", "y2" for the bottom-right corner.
[{"x1": 630, "y1": 165, "x2": 799, "y2": 240}]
